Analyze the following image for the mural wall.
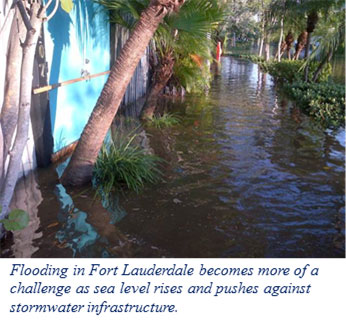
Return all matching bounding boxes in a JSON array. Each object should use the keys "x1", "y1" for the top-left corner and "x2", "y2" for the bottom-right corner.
[{"x1": 44, "y1": 0, "x2": 110, "y2": 153}]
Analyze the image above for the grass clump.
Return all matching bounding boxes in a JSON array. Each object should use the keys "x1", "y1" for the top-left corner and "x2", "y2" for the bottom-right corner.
[
  {"x1": 284, "y1": 81, "x2": 345, "y2": 128},
  {"x1": 147, "y1": 113, "x2": 181, "y2": 129},
  {"x1": 93, "y1": 134, "x2": 162, "y2": 196}
]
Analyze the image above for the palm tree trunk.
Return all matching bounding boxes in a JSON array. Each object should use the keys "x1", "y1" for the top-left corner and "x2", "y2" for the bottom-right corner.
[
  {"x1": 61, "y1": 0, "x2": 185, "y2": 186},
  {"x1": 304, "y1": 11, "x2": 318, "y2": 59},
  {"x1": 304, "y1": 11, "x2": 318, "y2": 81},
  {"x1": 141, "y1": 50, "x2": 175, "y2": 120},
  {"x1": 312, "y1": 48, "x2": 333, "y2": 82},
  {"x1": 285, "y1": 31, "x2": 294, "y2": 60},
  {"x1": 303, "y1": 31, "x2": 312, "y2": 81},
  {"x1": 304, "y1": 32, "x2": 312, "y2": 59},
  {"x1": 293, "y1": 31, "x2": 308, "y2": 60}
]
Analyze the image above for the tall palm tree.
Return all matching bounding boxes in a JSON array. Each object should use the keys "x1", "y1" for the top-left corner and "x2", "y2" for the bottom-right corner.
[
  {"x1": 99, "y1": 0, "x2": 224, "y2": 119},
  {"x1": 305, "y1": 5, "x2": 345, "y2": 82},
  {"x1": 61, "y1": 0, "x2": 185, "y2": 186},
  {"x1": 293, "y1": 30, "x2": 308, "y2": 60},
  {"x1": 144, "y1": 0, "x2": 224, "y2": 117},
  {"x1": 303, "y1": 0, "x2": 343, "y2": 81}
]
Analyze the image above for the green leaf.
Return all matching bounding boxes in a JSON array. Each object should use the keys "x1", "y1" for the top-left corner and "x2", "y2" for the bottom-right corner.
[
  {"x1": 60, "y1": 0, "x2": 74, "y2": 13},
  {"x1": 0, "y1": 209, "x2": 29, "y2": 231}
]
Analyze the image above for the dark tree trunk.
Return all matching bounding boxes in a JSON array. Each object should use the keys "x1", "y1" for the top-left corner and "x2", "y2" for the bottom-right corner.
[
  {"x1": 312, "y1": 48, "x2": 333, "y2": 82},
  {"x1": 275, "y1": 31, "x2": 294, "y2": 60},
  {"x1": 303, "y1": 32, "x2": 312, "y2": 81},
  {"x1": 285, "y1": 31, "x2": 294, "y2": 60},
  {"x1": 141, "y1": 50, "x2": 175, "y2": 120},
  {"x1": 61, "y1": 0, "x2": 185, "y2": 187},
  {"x1": 304, "y1": 11, "x2": 318, "y2": 59},
  {"x1": 304, "y1": 11, "x2": 318, "y2": 81},
  {"x1": 304, "y1": 31, "x2": 312, "y2": 59}
]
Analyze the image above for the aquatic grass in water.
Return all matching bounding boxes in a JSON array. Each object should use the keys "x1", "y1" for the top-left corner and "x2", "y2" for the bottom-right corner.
[
  {"x1": 147, "y1": 113, "x2": 181, "y2": 129},
  {"x1": 93, "y1": 134, "x2": 163, "y2": 196}
]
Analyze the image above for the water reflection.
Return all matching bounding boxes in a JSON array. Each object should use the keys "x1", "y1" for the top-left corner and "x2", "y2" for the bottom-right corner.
[
  {"x1": 54, "y1": 184, "x2": 99, "y2": 257},
  {"x1": 7, "y1": 172, "x2": 42, "y2": 257},
  {"x1": 2, "y1": 57, "x2": 344, "y2": 258}
]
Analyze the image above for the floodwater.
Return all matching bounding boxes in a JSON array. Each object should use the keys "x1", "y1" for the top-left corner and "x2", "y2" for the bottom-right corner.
[{"x1": 2, "y1": 57, "x2": 345, "y2": 258}]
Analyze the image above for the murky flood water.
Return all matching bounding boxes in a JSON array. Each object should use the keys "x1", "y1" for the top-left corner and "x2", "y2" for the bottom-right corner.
[{"x1": 2, "y1": 57, "x2": 345, "y2": 258}]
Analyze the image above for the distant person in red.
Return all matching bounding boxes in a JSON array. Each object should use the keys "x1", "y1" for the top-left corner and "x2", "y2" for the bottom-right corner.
[{"x1": 216, "y1": 41, "x2": 222, "y2": 62}]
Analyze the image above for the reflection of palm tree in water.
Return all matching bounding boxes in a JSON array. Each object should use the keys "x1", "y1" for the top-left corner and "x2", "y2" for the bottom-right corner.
[
  {"x1": 291, "y1": 105, "x2": 303, "y2": 125},
  {"x1": 255, "y1": 68, "x2": 267, "y2": 99},
  {"x1": 57, "y1": 184, "x2": 133, "y2": 258}
]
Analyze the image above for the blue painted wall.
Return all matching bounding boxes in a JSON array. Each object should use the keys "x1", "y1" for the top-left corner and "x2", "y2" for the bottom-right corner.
[{"x1": 44, "y1": 0, "x2": 110, "y2": 152}]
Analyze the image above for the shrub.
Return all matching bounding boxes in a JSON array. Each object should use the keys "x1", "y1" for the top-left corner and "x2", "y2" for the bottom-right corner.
[
  {"x1": 229, "y1": 53, "x2": 264, "y2": 63},
  {"x1": 259, "y1": 59, "x2": 332, "y2": 83},
  {"x1": 284, "y1": 81, "x2": 345, "y2": 128},
  {"x1": 173, "y1": 56, "x2": 212, "y2": 94},
  {"x1": 93, "y1": 134, "x2": 162, "y2": 196}
]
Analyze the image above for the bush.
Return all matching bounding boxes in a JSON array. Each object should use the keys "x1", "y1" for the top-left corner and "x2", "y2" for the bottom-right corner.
[
  {"x1": 284, "y1": 81, "x2": 345, "y2": 128},
  {"x1": 229, "y1": 53, "x2": 264, "y2": 63},
  {"x1": 173, "y1": 56, "x2": 212, "y2": 94},
  {"x1": 93, "y1": 134, "x2": 162, "y2": 195},
  {"x1": 259, "y1": 59, "x2": 332, "y2": 83}
]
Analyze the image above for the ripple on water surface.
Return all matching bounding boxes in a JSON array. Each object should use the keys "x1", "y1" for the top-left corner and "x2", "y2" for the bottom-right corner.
[{"x1": 3, "y1": 57, "x2": 344, "y2": 258}]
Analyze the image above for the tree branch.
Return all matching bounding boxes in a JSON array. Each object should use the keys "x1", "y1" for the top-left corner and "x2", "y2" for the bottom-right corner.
[{"x1": 14, "y1": 0, "x2": 33, "y2": 31}]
